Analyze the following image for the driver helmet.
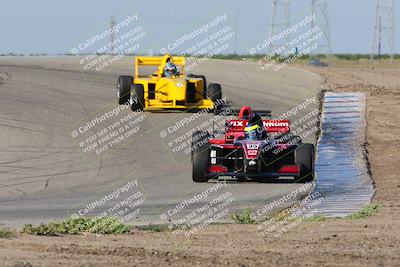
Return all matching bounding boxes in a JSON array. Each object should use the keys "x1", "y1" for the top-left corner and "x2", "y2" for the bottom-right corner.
[
  {"x1": 244, "y1": 113, "x2": 264, "y2": 140},
  {"x1": 164, "y1": 57, "x2": 178, "y2": 77}
]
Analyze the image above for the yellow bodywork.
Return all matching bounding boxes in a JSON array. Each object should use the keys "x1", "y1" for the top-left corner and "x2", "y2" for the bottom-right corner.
[{"x1": 133, "y1": 55, "x2": 215, "y2": 110}]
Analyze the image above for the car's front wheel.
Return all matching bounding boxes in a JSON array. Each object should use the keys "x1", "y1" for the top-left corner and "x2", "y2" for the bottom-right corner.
[
  {"x1": 192, "y1": 131, "x2": 210, "y2": 183},
  {"x1": 130, "y1": 84, "x2": 145, "y2": 111},
  {"x1": 117, "y1": 76, "x2": 133, "y2": 104},
  {"x1": 294, "y1": 144, "x2": 315, "y2": 183}
]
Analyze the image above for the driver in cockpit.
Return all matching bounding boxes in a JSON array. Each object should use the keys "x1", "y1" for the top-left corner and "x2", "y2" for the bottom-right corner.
[
  {"x1": 244, "y1": 113, "x2": 266, "y2": 140},
  {"x1": 163, "y1": 57, "x2": 178, "y2": 77}
]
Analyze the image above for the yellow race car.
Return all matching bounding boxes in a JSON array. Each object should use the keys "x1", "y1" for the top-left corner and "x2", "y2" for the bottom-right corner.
[{"x1": 116, "y1": 54, "x2": 222, "y2": 111}]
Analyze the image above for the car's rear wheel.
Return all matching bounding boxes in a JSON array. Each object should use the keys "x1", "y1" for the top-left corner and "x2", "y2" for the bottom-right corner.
[
  {"x1": 294, "y1": 144, "x2": 315, "y2": 183},
  {"x1": 192, "y1": 131, "x2": 210, "y2": 183},
  {"x1": 130, "y1": 84, "x2": 145, "y2": 111},
  {"x1": 208, "y1": 83, "x2": 222, "y2": 104},
  {"x1": 117, "y1": 76, "x2": 133, "y2": 104}
]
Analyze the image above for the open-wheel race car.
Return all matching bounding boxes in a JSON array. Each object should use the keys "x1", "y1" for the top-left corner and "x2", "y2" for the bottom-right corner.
[
  {"x1": 116, "y1": 54, "x2": 222, "y2": 111},
  {"x1": 191, "y1": 106, "x2": 315, "y2": 183}
]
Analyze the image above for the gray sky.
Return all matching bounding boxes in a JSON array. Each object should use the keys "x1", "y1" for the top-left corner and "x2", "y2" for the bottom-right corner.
[{"x1": 1, "y1": 0, "x2": 398, "y2": 54}]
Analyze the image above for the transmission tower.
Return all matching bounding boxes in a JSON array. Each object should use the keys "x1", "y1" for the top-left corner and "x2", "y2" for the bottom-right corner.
[
  {"x1": 268, "y1": 0, "x2": 291, "y2": 55},
  {"x1": 371, "y1": 0, "x2": 395, "y2": 61},
  {"x1": 110, "y1": 16, "x2": 116, "y2": 55},
  {"x1": 311, "y1": 0, "x2": 332, "y2": 58}
]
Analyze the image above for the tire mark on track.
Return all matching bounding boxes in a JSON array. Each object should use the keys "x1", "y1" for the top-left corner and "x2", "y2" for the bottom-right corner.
[
  {"x1": 0, "y1": 166, "x2": 102, "y2": 188},
  {"x1": 0, "y1": 150, "x2": 62, "y2": 165},
  {"x1": 0, "y1": 122, "x2": 48, "y2": 134},
  {"x1": 0, "y1": 67, "x2": 105, "y2": 193}
]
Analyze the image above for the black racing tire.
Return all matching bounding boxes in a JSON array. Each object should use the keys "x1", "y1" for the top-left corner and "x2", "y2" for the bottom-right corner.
[
  {"x1": 191, "y1": 131, "x2": 210, "y2": 162},
  {"x1": 294, "y1": 143, "x2": 315, "y2": 183},
  {"x1": 192, "y1": 131, "x2": 210, "y2": 183},
  {"x1": 117, "y1": 76, "x2": 133, "y2": 104},
  {"x1": 130, "y1": 84, "x2": 145, "y2": 111},
  {"x1": 208, "y1": 83, "x2": 222, "y2": 108},
  {"x1": 208, "y1": 83, "x2": 222, "y2": 101}
]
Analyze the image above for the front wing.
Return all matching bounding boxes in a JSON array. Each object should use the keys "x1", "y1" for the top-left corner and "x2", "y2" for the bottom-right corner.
[{"x1": 205, "y1": 143, "x2": 301, "y2": 178}]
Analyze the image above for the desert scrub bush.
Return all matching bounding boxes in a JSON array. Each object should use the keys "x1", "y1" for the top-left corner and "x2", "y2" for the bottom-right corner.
[
  {"x1": 22, "y1": 216, "x2": 131, "y2": 236},
  {"x1": 0, "y1": 227, "x2": 14, "y2": 238},
  {"x1": 347, "y1": 203, "x2": 379, "y2": 220},
  {"x1": 230, "y1": 208, "x2": 256, "y2": 224},
  {"x1": 135, "y1": 224, "x2": 185, "y2": 232}
]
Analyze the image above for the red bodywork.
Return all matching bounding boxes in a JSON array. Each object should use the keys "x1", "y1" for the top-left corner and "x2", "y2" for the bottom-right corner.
[{"x1": 204, "y1": 106, "x2": 301, "y2": 178}]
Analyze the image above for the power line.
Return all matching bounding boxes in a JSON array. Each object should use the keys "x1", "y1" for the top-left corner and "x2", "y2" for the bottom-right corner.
[
  {"x1": 371, "y1": 0, "x2": 395, "y2": 61},
  {"x1": 311, "y1": 0, "x2": 332, "y2": 58},
  {"x1": 268, "y1": 0, "x2": 291, "y2": 54},
  {"x1": 110, "y1": 16, "x2": 116, "y2": 55}
]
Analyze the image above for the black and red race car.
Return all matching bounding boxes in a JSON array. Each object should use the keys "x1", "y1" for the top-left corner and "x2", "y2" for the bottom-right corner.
[{"x1": 191, "y1": 106, "x2": 314, "y2": 183}]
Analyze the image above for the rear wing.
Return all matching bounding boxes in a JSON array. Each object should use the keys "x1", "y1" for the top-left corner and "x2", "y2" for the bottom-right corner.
[
  {"x1": 226, "y1": 119, "x2": 290, "y2": 133},
  {"x1": 134, "y1": 55, "x2": 185, "y2": 78},
  {"x1": 212, "y1": 107, "x2": 272, "y2": 136},
  {"x1": 228, "y1": 109, "x2": 271, "y2": 117},
  {"x1": 216, "y1": 108, "x2": 271, "y2": 117}
]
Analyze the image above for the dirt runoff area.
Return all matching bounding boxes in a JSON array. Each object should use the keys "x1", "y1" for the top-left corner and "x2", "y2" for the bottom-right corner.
[{"x1": 1, "y1": 62, "x2": 400, "y2": 267}]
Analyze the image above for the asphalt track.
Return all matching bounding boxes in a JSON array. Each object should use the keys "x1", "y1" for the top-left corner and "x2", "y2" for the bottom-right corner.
[{"x1": 0, "y1": 57, "x2": 321, "y2": 228}]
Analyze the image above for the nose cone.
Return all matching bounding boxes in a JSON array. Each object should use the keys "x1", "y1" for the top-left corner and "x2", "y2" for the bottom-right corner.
[{"x1": 167, "y1": 78, "x2": 186, "y2": 101}]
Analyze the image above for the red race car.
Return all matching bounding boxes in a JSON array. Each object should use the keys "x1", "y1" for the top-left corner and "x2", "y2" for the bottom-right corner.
[{"x1": 191, "y1": 106, "x2": 314, "y2": 183}]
